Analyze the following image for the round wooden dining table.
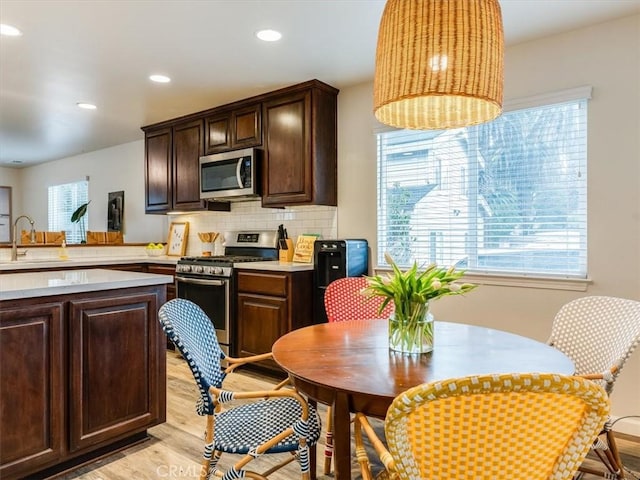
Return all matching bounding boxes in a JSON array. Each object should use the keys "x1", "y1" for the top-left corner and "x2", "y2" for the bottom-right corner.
[{"x1": 272, "y1": 319, "x2": 575, "y2": 480}]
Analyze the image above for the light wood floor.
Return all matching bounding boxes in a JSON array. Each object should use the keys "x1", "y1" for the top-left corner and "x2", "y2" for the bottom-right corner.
[{"x1": 59, "y1": 351, "x2": 639, "y2": 480}]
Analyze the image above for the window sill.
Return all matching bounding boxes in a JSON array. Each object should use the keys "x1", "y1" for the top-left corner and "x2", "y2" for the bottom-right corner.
[{"x1": 372, "y1": 267, "x2": 591, "y2": 292}]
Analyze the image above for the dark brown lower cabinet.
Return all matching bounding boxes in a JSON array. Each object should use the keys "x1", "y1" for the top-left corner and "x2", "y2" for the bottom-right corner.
[
  {"x1": 0, "y1": 302, "x2": 65, "y2": 478},
  {"x1": 0, "y1": 286, "x2": 166, "y2": 480},
  {"x1": 236, "y1": 269, "x2": 313, "y2": 372}
]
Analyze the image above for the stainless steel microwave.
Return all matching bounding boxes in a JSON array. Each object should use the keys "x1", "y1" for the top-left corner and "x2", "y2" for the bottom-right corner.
[{"x1": 199, "y1": 147, "x2": 260, "y2": 201}]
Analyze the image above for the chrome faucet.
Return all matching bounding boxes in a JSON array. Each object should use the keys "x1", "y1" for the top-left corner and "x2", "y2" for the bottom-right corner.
[{"x1": 11, "y1": 215, "x2": 36, "y2": 261}]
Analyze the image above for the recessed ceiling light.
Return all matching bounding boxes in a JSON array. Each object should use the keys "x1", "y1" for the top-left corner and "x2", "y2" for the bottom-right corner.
[
  {"x1": 0, "y1": 24, "x2": 22, "y2": 36},
  {"x1": 149, "y1": 74, "x2": 171, "y2": 83},
  {"x1": 256, "y1": 29, "x2": 282, "y2": 42},
  {"x1": 77, "y1": 102, "x2": 97, "y2": 110}
]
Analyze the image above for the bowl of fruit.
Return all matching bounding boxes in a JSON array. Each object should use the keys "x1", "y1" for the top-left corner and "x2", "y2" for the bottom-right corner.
[{"x1": 145, "y1": 243, "x2": 166, "y2": 256}]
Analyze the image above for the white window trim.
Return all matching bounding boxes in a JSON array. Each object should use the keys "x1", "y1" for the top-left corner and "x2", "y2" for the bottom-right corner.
[
  {"x1": 373, "y1": 86, "x2": 593, "y2": 292},
  {"x1": 371, "y1": 267, "x2": 591, "y2": 292}
]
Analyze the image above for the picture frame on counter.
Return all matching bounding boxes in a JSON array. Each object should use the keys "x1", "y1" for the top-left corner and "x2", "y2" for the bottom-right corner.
[{"x1": 167, "y1": 222, "x2": 189, "y2": 256}]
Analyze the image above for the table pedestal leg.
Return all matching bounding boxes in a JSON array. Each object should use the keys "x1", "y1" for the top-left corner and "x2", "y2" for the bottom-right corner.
[{"x1": 332, "y1": 392, "x2": 351, "y2": 480}]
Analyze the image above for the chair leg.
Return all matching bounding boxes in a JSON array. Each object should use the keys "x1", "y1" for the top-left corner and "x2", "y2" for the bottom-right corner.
[
  {"x1": 578, "y1": 428, "x2": 626, "y2": 480},
  {"x1": 323, "y1": 406, "x2": 333, "y2": 475},
  {"x1": 605, "y1": 428, "x2": 625, "y2": 479},
  {"x1": 200, "y1": 415, "x2": 215, "y2": 480},
  {"x1": 310, "y1": 442, "x2": 317, "y2": 480}
]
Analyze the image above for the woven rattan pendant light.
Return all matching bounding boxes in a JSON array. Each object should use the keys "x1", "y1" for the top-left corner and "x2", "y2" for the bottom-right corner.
[{"x1": 374, "y1": 0, "x2": 504, "y2": 130}]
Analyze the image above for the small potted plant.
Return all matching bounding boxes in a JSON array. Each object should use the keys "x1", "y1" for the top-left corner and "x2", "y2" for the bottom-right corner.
[
  {"x1": 363, "y1": 253, "x2": 476, "y2": 354},
  {"x1": 71, "y1": 201, "x2": 90, "y2": 244}
]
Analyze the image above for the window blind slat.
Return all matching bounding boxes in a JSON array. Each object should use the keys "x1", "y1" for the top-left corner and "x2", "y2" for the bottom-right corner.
[
  {"x1": 377, "y1": 97, "x2": 588, "y2": 278},
  {"x1": 48, "y1": 181, "x2": 89, "y2": 244}
]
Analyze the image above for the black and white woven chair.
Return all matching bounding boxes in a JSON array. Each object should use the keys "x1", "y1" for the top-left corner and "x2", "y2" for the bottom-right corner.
[
  {"x1": 159, "y1": 298, "x2": 321, "y2": 480},
  {"x1": 547, "y1": 295, "x2": 640, "y2": 480}
]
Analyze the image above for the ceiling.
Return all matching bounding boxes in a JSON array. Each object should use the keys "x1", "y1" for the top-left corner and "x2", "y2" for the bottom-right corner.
[{"x1": 1, "y1": 0, "x2": 639, "y2": 168}]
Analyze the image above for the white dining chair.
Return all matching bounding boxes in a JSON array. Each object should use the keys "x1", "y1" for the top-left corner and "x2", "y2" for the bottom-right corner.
[{"x1": 547, "y1": 295, "x2": 640, "y2": 480}]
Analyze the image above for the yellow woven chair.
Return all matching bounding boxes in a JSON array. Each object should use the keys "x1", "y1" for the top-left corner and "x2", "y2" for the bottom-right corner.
[{"x1": 354, "y1": 373, "x2": 610, "y2": 480}]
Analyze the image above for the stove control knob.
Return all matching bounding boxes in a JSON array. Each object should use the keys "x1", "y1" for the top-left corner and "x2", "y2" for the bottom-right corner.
[
  {"x1": 213, "y1": 267, "x2": 222, "y2": 275},
  {"x1": 178, "y1": 265, "x2": 190, "y2": 273},
  {"x1": 194, "y1": 265, "x2": 204, "y2": 273}
]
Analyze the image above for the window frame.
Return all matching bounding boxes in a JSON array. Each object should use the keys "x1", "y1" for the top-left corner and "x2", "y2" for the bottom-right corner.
[
  {"x1": 374, "y1": 86, "x2": 593, "y2": 291},
  {"x1": 48, "y1": 180, "x2": 89, "y2": 245}
]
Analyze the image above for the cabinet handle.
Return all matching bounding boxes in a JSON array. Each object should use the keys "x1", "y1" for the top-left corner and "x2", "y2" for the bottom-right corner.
[{"x1": 176, "y1": 276, "x2": 226, "y2": 287}]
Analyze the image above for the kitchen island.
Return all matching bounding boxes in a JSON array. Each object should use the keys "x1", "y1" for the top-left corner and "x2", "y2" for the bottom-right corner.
[{"x1": 0, "y1": 269, "x2": 172, "y2": 480}]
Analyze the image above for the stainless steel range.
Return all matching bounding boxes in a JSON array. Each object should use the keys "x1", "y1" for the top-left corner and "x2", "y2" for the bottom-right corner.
[{"x1": 175, "y1": 230, "x2": 278, "y2": 355}]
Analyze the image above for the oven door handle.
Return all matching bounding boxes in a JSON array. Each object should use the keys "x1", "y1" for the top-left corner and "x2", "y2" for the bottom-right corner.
[{"x1": 175, "y1": 276, "x2": 227, "y2": 287}]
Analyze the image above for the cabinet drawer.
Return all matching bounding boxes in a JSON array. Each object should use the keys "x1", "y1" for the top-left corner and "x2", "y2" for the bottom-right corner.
[
  {"x1": 146, "y1": 265, "x2": 175, "y2": 276},
  {"x1": 237, "y1": 271, "x2": 288, "y2": 297}
]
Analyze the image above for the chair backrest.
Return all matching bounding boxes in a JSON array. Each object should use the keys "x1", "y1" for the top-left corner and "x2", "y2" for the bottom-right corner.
[
  {"x1": 324, "y1": 276, "x2": 394, "y2": 322},
  {"x1": 385, "y1": 373, "x2": 609, "y2": 480},
  {"x1": 158, "y1": 299, "x2": 227, "y2": 415},
  {"x1": 20, "y1": 230, "x2": 66, "y2": 245},
  {"x1": 86, "y1": 230, "x2": 124, "y2": 244},
  {"x1": 547, "y1": 296, "x2": 640, "y2": 394}
]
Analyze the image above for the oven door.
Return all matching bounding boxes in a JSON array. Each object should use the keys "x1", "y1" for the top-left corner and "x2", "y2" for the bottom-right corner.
[{"x1": 175, "y1": 275, "x2": 230, "y2": 348}]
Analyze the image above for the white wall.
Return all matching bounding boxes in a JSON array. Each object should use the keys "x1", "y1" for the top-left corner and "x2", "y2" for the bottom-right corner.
[
  {"x1": 336, "y1": 15, "x2": 640, "y2": 434},
  {"x1": 18, "y1": 140, "x2": 166, "y2": 243}
]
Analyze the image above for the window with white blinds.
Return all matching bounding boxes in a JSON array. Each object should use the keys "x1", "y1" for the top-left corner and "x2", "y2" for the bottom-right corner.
[
  {"x1": 376, "y1": 94, "x2": 588, "y2": 278},
  {"x1": 48, "y1": 181, "x2": 88, "y2": 244}
]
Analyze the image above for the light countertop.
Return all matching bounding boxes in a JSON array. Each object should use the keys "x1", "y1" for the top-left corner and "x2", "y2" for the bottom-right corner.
[
  {"x1": 234, "y1": 261, "x2": 314, "y2": 272},
  {"x1": 0, "y1": 255, "x2": 313, "y2": 277},
  {"x1": 0, "y1": 257, "x2": 314, "y2": 273},
  {"x1": 0, "y1": 268, "x2": 174, "y2": 301},
  {"x1": 0, "y1": 256, "x2": 178, "y2": 272}
]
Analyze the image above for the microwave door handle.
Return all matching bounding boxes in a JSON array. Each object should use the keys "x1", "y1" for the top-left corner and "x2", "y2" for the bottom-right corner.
[{"x1": 236, "y1": 160, "x2": 243, "y2": 187}]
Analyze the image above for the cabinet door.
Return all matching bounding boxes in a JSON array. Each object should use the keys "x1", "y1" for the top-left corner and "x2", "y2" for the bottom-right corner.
[
  {"x1": 237, "y1": 293, "x2": 287, "y2": 367},
  {"x1": 0, "y1": 302, "x2": 65, "y2": 479},
  {"x1": 68, "y1": 289, "x2": 166, "y2": 452},
  {"x1": 262, "y1": 91, "x2": 312, "y2": 206},
  {"x1": 173, "y1": 119, "x2": 205, "y2": 211},
  {"x1": 232, "y1": 104, "x2": 261, "y2": 149},
  {"x1": 206, "y1": 104, "x2": 261, "y2": 154},
  {"x1": 144, "y1": 127, "x2": 172, "y2": 213},
  {"x1": 205, "y1": 112, "x2": 232, "y2": 154}
]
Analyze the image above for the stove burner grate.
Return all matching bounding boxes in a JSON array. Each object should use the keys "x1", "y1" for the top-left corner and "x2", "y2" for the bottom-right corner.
[{"x1": 179, "y1": 255, "x2": 267, "y2": 264}]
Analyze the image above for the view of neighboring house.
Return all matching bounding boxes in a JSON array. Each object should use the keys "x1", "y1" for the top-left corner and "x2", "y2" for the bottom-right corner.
[{"x1": 379, "y1": 98, "x2": 587, "y2": 277}]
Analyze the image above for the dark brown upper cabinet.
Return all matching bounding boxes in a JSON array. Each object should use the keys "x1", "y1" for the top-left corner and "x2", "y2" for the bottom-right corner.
[
  {"x1": 205, "y1": 103, "x2": 261, "y2": 154},
  {"x1": 142, "y1": 79, "x2": 337, "y2": 211},
  {"x1": 144, "y1": 126, "x2": 172, "y2": 213},
  {"x1": 143, "y1": 119, "x2": 210, "y2": 214},
  {"x1": 172, "y1": 119, "x2": 206, "y2": 211},
  {"x1": 262, "y1": 80, "x2": 338, "y2": 207}
]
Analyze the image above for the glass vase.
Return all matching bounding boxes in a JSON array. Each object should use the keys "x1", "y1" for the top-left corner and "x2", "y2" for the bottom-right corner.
[{"x1": 388, "y1": 302, "x2": 434, "y2": 354}]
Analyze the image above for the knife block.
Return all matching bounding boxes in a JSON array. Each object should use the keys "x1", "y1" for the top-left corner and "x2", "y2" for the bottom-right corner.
[{"x1": 279, "y1": 239, "x2": 294, "y2": 262}]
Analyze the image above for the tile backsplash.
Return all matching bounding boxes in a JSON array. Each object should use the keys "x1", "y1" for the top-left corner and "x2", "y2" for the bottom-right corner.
[{"x1": 170, "y1": 200, "x2": 337, "y2": 257}]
